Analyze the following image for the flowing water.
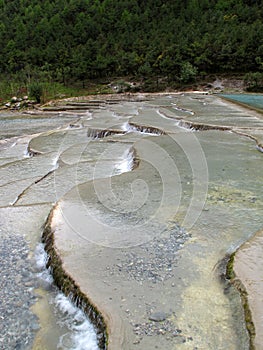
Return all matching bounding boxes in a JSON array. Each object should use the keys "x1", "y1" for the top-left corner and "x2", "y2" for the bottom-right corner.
[{"x1": 0, "y1": 93, "x2": 262, "y2": 349}]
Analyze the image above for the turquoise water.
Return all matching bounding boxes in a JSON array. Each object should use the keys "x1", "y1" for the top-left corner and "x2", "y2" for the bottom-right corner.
[{"x1": 221, "y1": 94, "x2": 263, "y2": 110}]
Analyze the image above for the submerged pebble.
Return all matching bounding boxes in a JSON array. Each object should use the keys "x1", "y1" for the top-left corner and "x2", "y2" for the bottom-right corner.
[
  {"x1": 149, "y1": 311, "x2": 168, "y2": 322},
  {"x1": 0, "y1": 235, "x2": 38, "y2": 350},
  {"x1": 111, "y1": 223, "x2": 190, "y2": 283}
]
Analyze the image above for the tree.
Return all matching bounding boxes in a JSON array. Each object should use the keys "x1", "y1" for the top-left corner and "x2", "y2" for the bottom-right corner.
[{"x1": 180, "y1": 62, "x2": 198, "y2": 83}]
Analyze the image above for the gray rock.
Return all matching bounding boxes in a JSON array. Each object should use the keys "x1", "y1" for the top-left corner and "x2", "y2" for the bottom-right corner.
[{"x1": 149, "y1": 311, "x2": 167, "y2": 322}]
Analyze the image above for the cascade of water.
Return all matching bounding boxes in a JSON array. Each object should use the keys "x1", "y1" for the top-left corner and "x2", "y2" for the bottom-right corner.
[
  {"x1": 127, "y1": 122, "x2": 164, "y2": 135},
  {"x1": 87, "y1": 128, "x2": 125, "y2": 139},
  {"x1": 34, "y1": 243, "x2": 99, "y2": 350},
  {"x1": 115, "y1": 148, "x2": 136, "y2": 174}
]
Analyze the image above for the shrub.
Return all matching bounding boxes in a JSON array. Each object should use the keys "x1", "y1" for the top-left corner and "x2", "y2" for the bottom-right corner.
[
  {"x1": 29, "y1": 82, "x2": 43, "y2": 103},
  {"x1": 244, "y1": 72, "x2": 263, "y2": 92},
  {"x1": 180, "y1": 62, "x2": 198, "y2": 83}
]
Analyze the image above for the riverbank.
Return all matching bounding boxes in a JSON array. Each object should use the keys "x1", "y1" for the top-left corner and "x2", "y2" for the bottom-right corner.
[{"x1": 0, "y1": 75, "x2": 246, "y2": 111}]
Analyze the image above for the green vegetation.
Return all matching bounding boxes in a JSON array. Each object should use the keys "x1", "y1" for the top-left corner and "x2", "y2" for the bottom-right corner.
[
  {"x1": 226, "y1": 253, "x2": 235, "y2": 280},
  {"x1": 0, "y1": 0, "x2": 263, "y2": 99},
  {"x1": 28, "y1": 82, "x2": 43, "y2": 103},
  {"x1": 244, "y1": 72, "x2": 263, "y2": 92}
]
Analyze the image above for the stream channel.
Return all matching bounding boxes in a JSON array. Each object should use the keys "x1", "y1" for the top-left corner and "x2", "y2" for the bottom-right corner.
[{"x1": 0, "y1": 93, "x2": 262, "y2": 350}]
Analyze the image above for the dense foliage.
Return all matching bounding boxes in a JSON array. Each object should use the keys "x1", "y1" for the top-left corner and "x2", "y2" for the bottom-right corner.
[{"x1": 0, "y1": 0, "x2": 263, "y2": 85}]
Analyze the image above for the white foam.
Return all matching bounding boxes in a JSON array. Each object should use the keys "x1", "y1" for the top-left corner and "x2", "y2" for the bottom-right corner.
[
  {"x1": 115, "y1": 148, "x2": 134, "y2": 174},
  {"x1": 121, "y1": 121, "x2": 130, "y2": 131},
  {"x1": 9, "y1": 196, "x2": 19, "y2": 206},
  {"x1": 34, "y1": 243, "x2": 99, "y2": 349},
  {"x1": 23, "y1": 150, "x2": 31, "y2": 158},
  {"x1": 112, "y1": 112, "x2": 121, "y2": 119},
  {"x1": 55, "y1": 293, "x2": 99, "y2": 350},
  {"x1": 55, "y1": 293, "x2": 78, "y2": 316},
  {"x1": 35, "y1": 243, "x2": 53, "y2": 284},
  {"x1": 23, "y1": 142, "x2": 32, "y2": 158},
  {"x1": 35, "y1": 243, "x2": 48, "y2": 270},
  {"x1": 52, "y1": 154, "x2": 60, "y2": 170},
  {"x1": 82, "y1": 111, "x2": 93, "y2": 121}
]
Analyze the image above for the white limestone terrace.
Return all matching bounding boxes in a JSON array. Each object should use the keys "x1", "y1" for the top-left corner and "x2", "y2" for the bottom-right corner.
[{"x1": 40, "y1": 93, "x2": 263, "y2": 349}]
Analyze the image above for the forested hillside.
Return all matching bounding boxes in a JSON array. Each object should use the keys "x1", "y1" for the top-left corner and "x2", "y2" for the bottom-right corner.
[{"x1": 0, "y1": 0, "x2": 263, "y2": 86}]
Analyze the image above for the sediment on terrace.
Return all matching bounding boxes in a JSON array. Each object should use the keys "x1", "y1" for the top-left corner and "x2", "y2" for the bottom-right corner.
[{"x1": 42, "y1": 210, "x2": 108, "y2": 349}]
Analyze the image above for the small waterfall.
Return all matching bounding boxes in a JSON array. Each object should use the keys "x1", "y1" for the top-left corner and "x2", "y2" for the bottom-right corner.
[
  {"x1": 51, "y1": 154, "x2": 60, "y2": 170},
  {"x1": 24, "y1": 149, "x2": 32, "y2": 158},
  {"x1": 87, "y1": 128, "x2": 125, "y2": 139},
  {"x1": 34, "y1": 243, "x2": 99, "y2": 350},
  {"x1": 121, "y1": 122, "x2": 131, "y2": 132},
  {"x1": 88, "y1": 122, "x2": 165, "y2": 139},
  {"x1": 55, "y1": 293, "x2": 99, "y2": 350},
  {"x1": 177, "y1": 120, "x2": 231, "y2": 132},
  {"x1": 177, "y1": 120, "x2": 197, "y2": 131},
  {"x1": 115, "y1": 147, "x2": 137, "y2": 174},
  {"x1": 35, "y1": 242, "x2": 53, "y2": 286},
  {"x1": 127, "y1": 122, "x2": 165, "y2": 135},
  {"x1": 25, "y1": 146, "x2": 43, "y2": 157},
  {"x1": 84, "y1": 110, "x2": 93, "y2": 120}
]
